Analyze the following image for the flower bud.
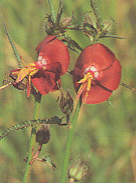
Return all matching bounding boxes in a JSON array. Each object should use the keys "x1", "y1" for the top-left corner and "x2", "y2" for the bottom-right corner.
[
  {"x1": 59, "y1": 91, "x2": 73, "y2": 115},
  {"x1": 102, "y1": 20, "x2": 113, "y2": 34},
  {"x1": 36, "y1": 125, "x2": 50, "y2": 145},
  {"x1": 60, "y1": 17, "x2": 72, "y2": 30},
  {"x1": 68, "y1": 160, "x2": 88, "y2": 181}
]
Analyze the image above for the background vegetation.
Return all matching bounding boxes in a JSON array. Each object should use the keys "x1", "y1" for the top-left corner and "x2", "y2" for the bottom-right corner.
[{"x1": 0, "y1": 0, "x2": 136, "y2": 182}]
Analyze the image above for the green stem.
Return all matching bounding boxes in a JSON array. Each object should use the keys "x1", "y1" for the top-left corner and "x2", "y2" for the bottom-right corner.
[
  {"x1": 48, "y1": 0, "x2": 56, "y2": 23},
  {"x1": 22, "y1": 94, "x2": 42, "y2": 183},
  {"x1": 60, "y1": 98, "x2": 82, "y2": 183}
]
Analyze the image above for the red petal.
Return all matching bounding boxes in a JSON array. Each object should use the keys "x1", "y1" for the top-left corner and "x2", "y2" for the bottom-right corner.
[
  {"x1": 31, "y1": 70, "x2": 60, "y2": 95},
  {"x1": 74, "y1": 43, "x2": 116, "y2": 72},
  {"x1": 98, "y1": 59, "x2": 121, "y2": 91},
  {"x1": 73, "y1": 43, "x2": 122, "y2": 104},
  {"x1": 36, "y1": 35, "x2": 56, "y2": 54},
  {"x1": 82, "y1": 84, "x2": 112, "y2": 104},
  {"x1": 42, "y1": 62, "x2": 62, "y2": 73},
  {"x1": 36, "y1": 35, "x2": 69, "y2": 75}
]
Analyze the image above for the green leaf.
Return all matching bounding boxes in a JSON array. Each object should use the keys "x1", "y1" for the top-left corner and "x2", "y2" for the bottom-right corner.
[
  {"x1": 100, "y1": 35, "x2": 125, "y2": 39},
  {"x1": 1, "y1": 15, "x2": 22, "y2": 68},
  {"x1": 90, "y1": 0, "x2": 103, "y2": 31},
  {"x1": 0, "y1": 116, "x2": 63, "y2": 140}
]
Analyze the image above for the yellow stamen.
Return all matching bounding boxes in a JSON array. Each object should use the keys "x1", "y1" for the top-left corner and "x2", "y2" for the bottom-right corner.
[
  {"x1": 76, "y1": 72, "x2": 94, "y2": 100},
  {"x1": 27, "y1": 75, "x2": 31, "y2": 97},
  {"x1": 76, "y1": 82, "x2": 87, "y2": 99},
  {"x1": 86, "y1": 77, "x2": 92, "y2": 91},
  {"x1": 15, "y1": 63, "x2": 39, "y2": 83},
  {"x1": 77, "y1": 74, "x2": 88, "y2": 84}
]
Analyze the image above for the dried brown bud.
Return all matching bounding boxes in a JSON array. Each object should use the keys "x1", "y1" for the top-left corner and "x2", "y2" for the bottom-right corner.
[
  {"x1": 58, "y1": 91, "x2": 73, "y2": 115},
  {"x1": 36, "y1": 125, "x2": 50, "y2": 145}
]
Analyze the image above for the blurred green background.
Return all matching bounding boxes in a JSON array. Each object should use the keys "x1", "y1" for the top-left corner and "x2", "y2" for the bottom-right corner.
[{"x1": 0, "y1": 0, "x2": 136, "y2": 182}]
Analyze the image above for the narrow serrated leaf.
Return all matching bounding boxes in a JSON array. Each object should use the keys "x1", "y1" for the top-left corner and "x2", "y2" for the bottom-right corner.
[
  {"x1": 1, "y1": 15, "x2": 22, "y2": 68},
  {"x1": 120, "y1": 82, "x2": 136, "y2": 92},
  {"x1": 90, "y1": 0, "x2": 103, "y2": 30},
  {"x1": 0, "y1": 116, "x2": 62, "y2": 140},
  {"x1": 100, "y1": 35, "x2": 125, "y2": 39}
]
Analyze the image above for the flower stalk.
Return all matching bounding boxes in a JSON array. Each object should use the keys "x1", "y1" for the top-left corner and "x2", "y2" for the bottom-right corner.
[
  {"x1": 22, "y1": 93, "x2": 42, "y2": 183},
  {"x1": 48, "y1": 0, "x2": 56, "y2": 23},
  {"x1": 60, "y1": 98, "x2": 82, "y2": 183}
]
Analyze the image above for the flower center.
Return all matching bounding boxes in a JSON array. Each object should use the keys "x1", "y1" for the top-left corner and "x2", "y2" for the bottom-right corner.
[
  {"x1": 76, "y1": 66, "x2": 99, "y2": 100},
  {"x1": 35, "y1": 56, "x2": 48, "y2": 69},
  {"x1": 84, "y1": 66, "x2": 99, "y2": 78}
]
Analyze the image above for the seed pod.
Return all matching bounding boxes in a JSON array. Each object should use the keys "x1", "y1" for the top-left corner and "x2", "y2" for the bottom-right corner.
[{"x1": 36, "y1": 125, "x2": 50, "y2": 145}]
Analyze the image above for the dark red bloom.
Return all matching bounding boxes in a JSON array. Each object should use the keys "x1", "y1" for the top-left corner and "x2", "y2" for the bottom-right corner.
[
  {"x1": 73, "y1": 43, "x2": 121, "y2": 104},
  {"x1": 9, "y1": 35, "x2": 70, "y2": 97},
  {"x1": 31, "y1": 35, "x2": 70, "y2": 95}
]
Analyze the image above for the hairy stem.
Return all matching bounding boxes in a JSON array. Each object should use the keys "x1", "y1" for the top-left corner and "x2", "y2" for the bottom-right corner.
[
  {"x1": 22, "y1": 93, "x2": 42, "y2": 183},
  {"x1": 48, "y1": 0, "x2": 56, "y2": 23},
  {"x1": 60, "y1": 98, "x2": 82, "y2": 183}
]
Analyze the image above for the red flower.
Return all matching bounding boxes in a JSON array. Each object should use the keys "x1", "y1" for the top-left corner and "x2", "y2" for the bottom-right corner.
[
  {"x1": 9, "y1": 35, "x2": 70, "y2": 97},
  {"x1": 73, "y1": 43, "x2": 121, "y2": 104}
]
